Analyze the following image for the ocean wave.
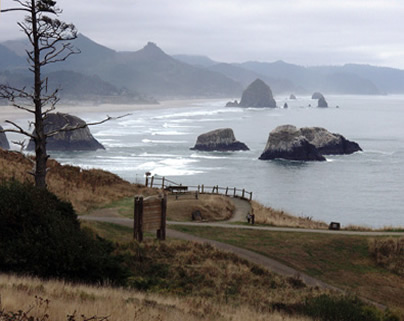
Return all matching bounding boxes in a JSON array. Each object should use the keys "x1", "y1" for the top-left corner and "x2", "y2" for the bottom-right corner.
[
  {"x1": 151, "y1": 130, "x2": 188, "y2": 136},
  {"x1": 142, "y1": 139, "x2": 188, "y2": 144},
  {"x1": 190, "y1": 153, "x2": 230, "y2": 160},
  {"x1": 152, "y1": 108, "x2": 242, "y2": 120}
]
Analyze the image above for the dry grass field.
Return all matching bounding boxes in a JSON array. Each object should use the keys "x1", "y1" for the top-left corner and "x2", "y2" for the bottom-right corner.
[{"x1": 0, "y1": 273, "x2": 315, "y2": 321}]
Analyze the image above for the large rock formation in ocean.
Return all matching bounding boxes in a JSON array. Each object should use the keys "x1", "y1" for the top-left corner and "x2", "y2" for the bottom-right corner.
[
  {"x1": 226, "y1": 79, "x2": 276, "y2": 108},
  {"x1": 317, "y1": 96, "x2": 328, "y2": 108},
  {"x1": 26, "y1": 113, "x2": 104, "y2": 151},
  {"x1": 259, "y1": 125, "x2": 325, "y2": 161},
  {"x1": 299, "y1": 127, "x2": 362, "y2": 155},
  {"x1": 0, "y1": 126, "x2": 10, "y2": 150},
  {"x1": 259, "y1": 125, "x2": 362, "y2": 161},
  {"x1": 191, "y1": 128, "x2": 249, "y2": 152}
]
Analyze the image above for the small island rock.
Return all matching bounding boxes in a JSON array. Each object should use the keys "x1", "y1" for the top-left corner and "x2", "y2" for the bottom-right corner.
[
  {"x1": 237, "y1": 79, "x2": 276, "y2": 108},
  {"x1": 0, "y1": 126, "x2": 10, "y2": 150},
  {"x1": 312, "y1": 92, "x2": 324, "y2": 99},
  {"x1": 300, "y1": 127, "x2": 362, "y2": 155},
  {"x1": 318, "y1": 96, "x2": 328, "y2": 108},
  {"x1": 259, "y1": 125, "x2": 325, "y2": 161},
  {"x1": 26, "y1": 113, "x2": 104, "y2": 151},
  {"x1": 191, "y1": 128, "x2": 249, "y2": 152},
  {"x1": 289, "y1": 94, "x2": 296, "y2": 100}
]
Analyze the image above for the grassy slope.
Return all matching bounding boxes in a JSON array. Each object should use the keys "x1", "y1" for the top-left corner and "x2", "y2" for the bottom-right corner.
[{"x1": 170, "y1": 225, "x2": 404, "y2": 313}]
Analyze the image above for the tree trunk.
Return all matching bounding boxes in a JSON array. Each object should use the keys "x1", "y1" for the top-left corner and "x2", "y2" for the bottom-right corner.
[{"x1": 31, "y1": 0, "x2": 47, "y2": 189}]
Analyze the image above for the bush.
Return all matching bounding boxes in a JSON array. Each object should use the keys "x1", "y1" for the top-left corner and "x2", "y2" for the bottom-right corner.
[
  {"x1": 302, "y1": 294, "x2": 400, "y2": 321},
  {"x1": 369, "y1": 237, "x2": 404, "y2": 276},
  {"x1": 0, "y1": 180, "x2": 128, "y2": 284}
]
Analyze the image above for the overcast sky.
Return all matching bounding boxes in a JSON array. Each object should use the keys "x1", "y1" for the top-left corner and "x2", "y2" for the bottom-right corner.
[{"x1": 1, "y1": 0, "x2": 404, "y2": 69}]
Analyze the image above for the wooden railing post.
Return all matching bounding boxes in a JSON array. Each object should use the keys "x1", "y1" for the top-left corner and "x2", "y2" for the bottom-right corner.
[
  {"x1": 202, "y1": 184, "x2": 204, "y2": 193},
  {"x1": 211, "y1": 186, "x2": 215, "y2": 193},
  {"x1": 225, "y1": 187, "x2": 229, "y2": 196},
  {"x1": 242, "y1": 189, "x2": 245, "y2": 199},
  {"x1": 249, "y1": 192, "x2": 253, "y2": 201},
  {"x1": 150, "y1": 176, "x2": 154, "y2": 188},
  {"x1": 162, "y1": 177, "x2": 165, "y2": 189},
  {"x1": 233, "y1": 187, "x2": 236, "y2": 197},
  {"x1": 145, "y1": 177, "x2": 149, "y2": 187}
]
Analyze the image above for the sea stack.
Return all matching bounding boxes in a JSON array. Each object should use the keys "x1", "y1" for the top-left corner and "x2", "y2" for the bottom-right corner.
[
  {"x1": 26, "y1": 113, "x2": 104, "y2": 151},
  {"x1": 0, "y1": 126, "x2": 10, "y2": 150},
  {"x1": 318, "y1": 96, "x2": 328, "y2": 108},
  {"x1": 299, "y1": 127, "x2": 362, "y2": 155},
  {"x1": 226, "y1": 79, "x2": 276, "y2": 108},
  {"x1": 259, "y1": 125, "x2": 325, "y2": 161},
  {"x1": 191, "y1": 128, "x2": 249, "y2": 152},
  {"x1": 312, "y1": 92, "x2": 324, "y2": 99},
  {"x1": 259, "y1": 125, "x2": 362, "y2": 161}
]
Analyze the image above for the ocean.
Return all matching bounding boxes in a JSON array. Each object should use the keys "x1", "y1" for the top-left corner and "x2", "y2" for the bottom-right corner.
[{"x1": 46, "y1": 95, "x2": 404, "y2": 228}]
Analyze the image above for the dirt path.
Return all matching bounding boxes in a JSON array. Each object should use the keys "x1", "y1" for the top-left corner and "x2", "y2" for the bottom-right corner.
[{"x1": 228, "y1": 197, "x2": 251, "y2": 222}]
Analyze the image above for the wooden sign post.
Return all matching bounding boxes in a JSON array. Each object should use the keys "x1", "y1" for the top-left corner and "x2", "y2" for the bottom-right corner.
[{"x1": 134, "y1": 194, "x2": 167, "y2": 242}]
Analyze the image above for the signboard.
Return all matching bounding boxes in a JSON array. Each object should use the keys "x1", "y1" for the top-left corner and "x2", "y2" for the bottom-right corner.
[{"x1": 134, "y1": 194, "x2": 167, "y2": 242}]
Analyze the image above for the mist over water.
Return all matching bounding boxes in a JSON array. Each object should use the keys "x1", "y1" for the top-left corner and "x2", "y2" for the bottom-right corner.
[{"x1": 50, "y1": 95, "x2": 404, "y2": 228}]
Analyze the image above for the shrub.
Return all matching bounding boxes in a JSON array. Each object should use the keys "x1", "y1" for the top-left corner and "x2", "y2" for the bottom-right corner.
[
  {"x1": 0, "y1": 180, "x2": 128, "y2": 284},
  {"x1": 302, "y1": 294, "x2": 400, "y2": 321}
]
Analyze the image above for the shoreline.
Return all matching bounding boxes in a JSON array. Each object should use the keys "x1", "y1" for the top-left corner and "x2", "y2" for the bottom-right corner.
[{"x1": 0, "y1": 98, "x2": 229, "y2": 123}]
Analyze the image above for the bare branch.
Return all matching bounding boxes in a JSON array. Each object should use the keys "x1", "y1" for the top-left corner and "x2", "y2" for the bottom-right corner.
[
  {"x1": 0, "y1": 8, "x2": 30, "y2": 13},
  {"x1": 2, "y1": 120, "x2": 34, "y2": 138},
  {"x1": 45, "y1": 114, "x2": 131, "y2": 137}
]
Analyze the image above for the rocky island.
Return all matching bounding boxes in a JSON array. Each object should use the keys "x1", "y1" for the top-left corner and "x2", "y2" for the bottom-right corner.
[
  {"x1": 0, "y1": 126, "x2": 10, "y2": 150},
  {"x1": 26, "y1": 113, "x2": 104, "y2": 151},
  {"x1": 259, "y1": 125, "x2": 362, "y2": 161},
  {"x1": 191, "y1": 128, "x2": 249, "y2": 152},
  {"x1": 226, "y1": 79, "x2": 276, "y2": 108}
]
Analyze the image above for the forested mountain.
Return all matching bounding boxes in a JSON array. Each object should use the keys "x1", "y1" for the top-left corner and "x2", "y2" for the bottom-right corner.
[{"x1": 2, "y1": 34, "x2": 404, "y2": 103}]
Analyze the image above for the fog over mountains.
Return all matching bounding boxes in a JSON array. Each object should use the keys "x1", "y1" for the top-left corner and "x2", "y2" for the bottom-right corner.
[{"x1": 2, "y1": 34, "x2": 404, "y2": 104}]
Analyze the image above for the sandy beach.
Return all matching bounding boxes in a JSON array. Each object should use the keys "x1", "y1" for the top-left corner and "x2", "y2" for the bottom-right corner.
[{"x1": 0, "y1": 98, "x2": 226, "y2": 123}]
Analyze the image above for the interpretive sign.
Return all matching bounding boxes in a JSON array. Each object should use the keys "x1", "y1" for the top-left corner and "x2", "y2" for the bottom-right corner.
[{"x1": 134, "y1": 194, "x2": 167, "y2": 242}]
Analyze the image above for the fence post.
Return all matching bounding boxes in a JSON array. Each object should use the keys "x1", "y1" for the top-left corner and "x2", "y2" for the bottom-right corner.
[
  {"x1": 145, "y1": 176, "x2": 149, "y2": 187},
  {"x1": 134, "y1": 196, "x2": 144, "y2": 242},
  {"x1": 150, "y1": 176, "x2": 154, "y2": 188},
  {"x1": 162, "y1": 177, "x2": 165, "y2": 189},
  {"x1": 157, "y1": 194, "x2": 167, "y2": 241},
  {"x1": 198, "y1": 185, "x2": 200, "y2": 193},
  {"x1": 225, "y1": 187, "x2": 229, "y2": 196},
  {"x1": 249, "y1": 192, "x2": 253, "y2": 201},
  {"x1": 233, "y1": 187, "x2": 236, "y2": 197},
  {"x1": 211, "y1": 186, "x2": 215, "y2": 193},
  {"x1": 242, "y1": 189, "x2": 245, "y2": 199},
  {"x1": 202, "y1": 184, "x2": 204, "y2": 193}
]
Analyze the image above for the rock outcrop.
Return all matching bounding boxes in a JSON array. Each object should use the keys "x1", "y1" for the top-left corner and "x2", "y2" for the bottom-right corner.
[
  {"x1": 0, "y1": 126, "x2": 10, "y2": 150},
  {"x1": 312, "y1": 92, "x2": 324, "y2": 99},
  {"x1": 259, "y1": 125, "x2": 325, "y2": 161},
  {"x1": 259, "y1": 125, "x2": 362, "y2": 161},
  {"x1": 225, "y1": 100, "x2": 239, "y2": 107},
  {"x1": 299, "y1": 127, "x2": 362, "y2": 155},
  {"x1": 289, "y1": 94, "x2": 296, "y2": 100},
  {"x1": 226, "y1": 79, "x2": 276, "y2": 108},
  {"x1": 26, "y1": 113, "x2": 104, "y2": 151},
  {"x1": 191, "y1": 128, "x2": 249, "y2": 152},
  {"x1": 318, "y1": 96, "x2": 328, "y2": 108}
]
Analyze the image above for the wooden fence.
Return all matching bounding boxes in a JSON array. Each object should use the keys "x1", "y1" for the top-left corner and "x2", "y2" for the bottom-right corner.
[{"x1": 145, "y1": 175, "x2": 253, "y2": 202}]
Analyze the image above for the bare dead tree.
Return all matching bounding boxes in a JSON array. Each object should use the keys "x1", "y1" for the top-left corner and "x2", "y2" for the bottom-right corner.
[{"x1": 0, "y1": 0, "x2": 118, "y2": 188}]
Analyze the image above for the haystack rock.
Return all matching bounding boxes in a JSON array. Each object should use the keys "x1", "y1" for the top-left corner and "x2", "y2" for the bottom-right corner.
[
  {"x1": 225, "y1": 100, "x2": 239, "y2": 107},
  {"x1": 259, "y1": 125, "x2": 325, "y2": 161},
  {"x1": 318, "y1": 96, "x2": 328, "y2": 108},
  {"x1": 299, "y1": 127, "x2": 362, "y2": 155},
  {"x1": 289, "y1": 94, "x2": 296, "y2": 100},
  {"x1": 312, "y1": 92, "x2": 324, "y2": 99},
  {"x1": 191, "y1": 128, "x2": 249, "y2": 152},
  {"x1": 0, "y1": 126, "x2": 10, "y2": 150},
  {"x1": 237, "y1": 79, "x2": 276, "y2": 108},
  {"x1": 26, "y1": 113, "x2": 104, "y2": 151}
]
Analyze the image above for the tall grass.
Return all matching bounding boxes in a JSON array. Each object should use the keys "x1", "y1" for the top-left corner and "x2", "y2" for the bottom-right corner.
[
  {"x1": 369, "y1": 237, "x2": 404, "y2": 276},
  {"x1": 0, "y1": 273, "x2": 312, "y2": 321},
  {"x1": 251, "y1": 200, "x2": 328, "y2": 229}
]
